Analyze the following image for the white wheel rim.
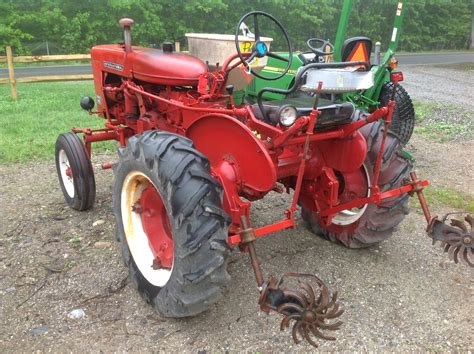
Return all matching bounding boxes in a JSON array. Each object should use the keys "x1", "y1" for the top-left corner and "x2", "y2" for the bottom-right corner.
[
  {"x1": 58, "y1": 149, "x2": 75, "y2": 198},
  {"x1": 332, "y1": 165, "x2": 370, "y2": 226},
  {"x1": 121, "y1": 171, "x2": 173, "y2": 287}
]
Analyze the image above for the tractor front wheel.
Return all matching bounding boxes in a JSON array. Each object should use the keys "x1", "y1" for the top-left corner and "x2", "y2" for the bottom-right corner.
[
  {"x1": 302, "y1": 122, "x2": 412, "y2": 248},
  {"x1": 114, "y1": 131, "x2": 231, "y2": 317},
  {"x1": 55, "y1": 132, "x2": 96, "y2": 211}
]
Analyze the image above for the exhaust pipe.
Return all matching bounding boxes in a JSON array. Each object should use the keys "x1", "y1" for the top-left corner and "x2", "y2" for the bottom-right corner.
[
  {"x1": 119, "y1": 18, "x2": 134, "y2": 53},
  {"x1": 374, "y1": 41, "x2": 381, "y2": 66}
]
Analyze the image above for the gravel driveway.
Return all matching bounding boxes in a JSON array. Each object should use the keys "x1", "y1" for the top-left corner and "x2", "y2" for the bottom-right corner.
[
  {"x1": 402, "y1": 63, "x2": 474, "y2": 114},
  {"x1": 0, "y1": 64, "x2": 473, "y2": 351}
]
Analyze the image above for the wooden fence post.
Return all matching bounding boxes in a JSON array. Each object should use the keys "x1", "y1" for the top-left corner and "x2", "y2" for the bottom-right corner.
[
  {"x1": 175, "y1": 41, "x2": 180, "y2": 52},
  {"x1": 6, "y1": 46, "x2": 17, "y2": 101}
]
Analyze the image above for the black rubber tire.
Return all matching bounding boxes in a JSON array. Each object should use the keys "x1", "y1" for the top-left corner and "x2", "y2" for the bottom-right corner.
[
  {"x1": 55, "y1": 132, "x2": 95, "y2": 211},
  {"x1": 114, "y1": 130, "x2": 231, "y2": 317},
  {"x1": 302, "y1": 121, "x2": 413, "y2": 248},
  {"x1": 379, "y1": 82, "x2": 415, "y2": 145}
]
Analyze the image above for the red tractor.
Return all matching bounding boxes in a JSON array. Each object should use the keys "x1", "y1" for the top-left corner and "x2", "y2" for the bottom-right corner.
[{"x1": 55, "y1": 13, "x2": 473, "y2": 347}]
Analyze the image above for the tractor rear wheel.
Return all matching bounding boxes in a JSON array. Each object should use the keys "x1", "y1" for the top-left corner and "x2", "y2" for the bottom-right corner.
[
  {"x1": 302, "y1": 121, "x2": 413, "y2": 248},
  {"x1": 379, "y1": 82, "x2": 415, "y2": 145},
  {"x1": 113, "y1": 130, "x2": 231, "y2": 317},
  {"x1": 55, "y1": 132, "x2": 96, "y2": 211}
]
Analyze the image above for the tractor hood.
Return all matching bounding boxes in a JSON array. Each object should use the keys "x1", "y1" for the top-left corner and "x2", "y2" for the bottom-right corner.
[{"x1": 91, "y1": 45, "x2": 207, "y2": 86}]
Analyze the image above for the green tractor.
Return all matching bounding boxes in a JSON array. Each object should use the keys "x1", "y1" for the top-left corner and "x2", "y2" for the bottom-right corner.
[{"x1": 244, "y1": 0, "x2": 415, "y2": 144}]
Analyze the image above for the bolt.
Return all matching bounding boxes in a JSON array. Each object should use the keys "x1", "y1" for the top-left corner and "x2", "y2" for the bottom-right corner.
[
  {"x1": 463, "y1": 236, "x2": 472, "y2": 245},
  {"x1": 132, "y1": 201, "x2": 143, "y2": 214},
  {"x1": 303, "y1": 310, "x2": 315, "y2": 323},
  {"x1": 151, "y1": 257, "x2": 161, "y2": 270}
]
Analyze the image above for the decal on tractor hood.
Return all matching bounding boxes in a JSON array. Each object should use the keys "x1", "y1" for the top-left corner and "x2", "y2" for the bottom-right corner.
[{"x1": 104, "y1": 61, "x2": 124, "y2": 71}]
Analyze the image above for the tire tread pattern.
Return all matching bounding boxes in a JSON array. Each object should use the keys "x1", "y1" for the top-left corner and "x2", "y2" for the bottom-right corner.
[
  {"x1": 379, "y1": 82, "x2": 415, "y2": 145},
  {"x1": 114, "y1": 130, "x2": 231, "y2": 317},
  {"x1": 55, "y1": 132, "x2": 95, "y2": 211},
  {"x1": 302, "y1": 121, "x2": 412, "y2": 248}
]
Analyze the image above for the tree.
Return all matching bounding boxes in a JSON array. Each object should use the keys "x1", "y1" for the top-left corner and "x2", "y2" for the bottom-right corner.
[{"x1": 0, "y1": 0, "x2": 472, "y2": 55}]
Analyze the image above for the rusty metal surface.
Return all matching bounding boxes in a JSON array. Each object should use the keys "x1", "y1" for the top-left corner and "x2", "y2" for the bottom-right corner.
[
  {"x1": 259, "y1": 273, "x2": 344, "y2": 347},
  {"x1": 428, "y1": 213, "x2": 473, "y2": 267}
]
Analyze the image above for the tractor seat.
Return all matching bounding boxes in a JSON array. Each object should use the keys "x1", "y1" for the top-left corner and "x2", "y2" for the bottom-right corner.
[{"x1": 251, "y1": 96, "x2": 355, "y2": 129}]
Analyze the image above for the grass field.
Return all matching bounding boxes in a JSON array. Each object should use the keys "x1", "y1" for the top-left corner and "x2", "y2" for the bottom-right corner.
[
  {"x1": 423, "y1": 187, "x2": 474, "y2": 214},
  {"x1": 412, "y1": 100, "x2": 472, "y2": 142},
  {"x1": 0, "y1": 81, "x2": 114, "y2": 164}
]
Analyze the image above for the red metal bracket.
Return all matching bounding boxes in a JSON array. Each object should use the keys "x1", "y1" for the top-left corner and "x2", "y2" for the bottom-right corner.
[{"x1": 319, "y1": 179, "x2": 429, "y2": 218}]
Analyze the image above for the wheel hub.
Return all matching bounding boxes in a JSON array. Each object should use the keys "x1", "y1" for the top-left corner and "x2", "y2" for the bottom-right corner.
[
  {"x1": 121, "y1": 171, "x2": 174, "y2": 287},
  {"x1": 58, "y1": 149, "x2": 75, "y2": 198},
  {"x1": 138, "y1": 183, "x2": 174, "y2": 269},
  {"x1": 332, "y1": 165, "x2": 370, "y2": 226}
]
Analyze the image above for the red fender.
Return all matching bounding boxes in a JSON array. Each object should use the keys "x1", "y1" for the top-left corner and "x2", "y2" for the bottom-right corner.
[
  {"x1": 316, "y1": 131, "x2": 367, "y2": 173},
  {"x1": 186, "y1": 114, "x2": 276, "y2": 198}
]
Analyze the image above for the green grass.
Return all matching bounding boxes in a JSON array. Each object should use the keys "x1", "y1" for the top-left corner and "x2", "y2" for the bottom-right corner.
[
  {"x1": 413, "y1": 100, "x2": 433, "y2": 123},
  {"x1": 412, "y1": 100, "x2": 471, "y2": 142},
  {"x1": 423, "y1": 187, "x2": 474, "y2": 213},
  {"x1": 0, "y1": 81, "x2": 115, "y2": 164}
]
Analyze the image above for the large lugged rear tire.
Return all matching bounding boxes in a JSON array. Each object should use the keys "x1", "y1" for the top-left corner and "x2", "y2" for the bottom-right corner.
[
  {"x1": 302, "y1": 121, "x2": 413, "y2": 248},
  {"x1": 114, "y1": 131, "x2": 231, "y2": 317},
  {"x1": 379, "y1": 82, "x2": 415, "y2": 145}
]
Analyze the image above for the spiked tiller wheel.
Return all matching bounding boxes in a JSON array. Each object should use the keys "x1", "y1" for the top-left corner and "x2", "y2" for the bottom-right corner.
[
  {"x1": 260, "y1": 273, "x2": 344, "y2": 347},
  {"x1": 429, "y1": 213, "x2": 474, "y2": 267}
]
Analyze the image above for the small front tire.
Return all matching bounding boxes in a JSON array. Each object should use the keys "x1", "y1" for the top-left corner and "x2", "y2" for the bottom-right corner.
[{"x1": 55, "y1": 132, "x2": 96, "y2": 211}]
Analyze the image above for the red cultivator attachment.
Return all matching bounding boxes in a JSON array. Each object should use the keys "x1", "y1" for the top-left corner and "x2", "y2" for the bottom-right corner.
[
  {"x1": 259, "y1": 273, "x2": 343, "y2": 347},
  {"x1": 409, "y1": 172, "x2": 473, "y2": 268},
  {"x1": 428, "y1": 214, "x2": 474, "y2": 267},
  {"x1": 56, "y1": 10, "x2": 472, "y2": 349},
  {"x1": 239, "y1": 216, "x2": 344, "y2": 348}
]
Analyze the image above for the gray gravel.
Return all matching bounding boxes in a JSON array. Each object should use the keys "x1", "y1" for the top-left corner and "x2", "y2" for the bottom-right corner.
[{"x1": 401, "y1": 63, "x2": 474, "y2": 113}]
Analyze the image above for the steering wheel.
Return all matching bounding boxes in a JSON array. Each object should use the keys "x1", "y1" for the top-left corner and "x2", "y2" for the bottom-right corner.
[
  {"x1": 307, "y1": 38, "x2": 334, "y2": 57},
  {"x1": 235, "y1": 11, "x2": 292, "y2": 81}
]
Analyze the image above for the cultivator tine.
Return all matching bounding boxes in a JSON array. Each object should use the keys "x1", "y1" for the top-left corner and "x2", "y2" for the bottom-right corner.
[
  {"x1": 239, "y1": 216, "x2": 343, "y2": 347},
  {"x1": 259, "y1": 273, "x2": 343, "y2": 348},
  {"x1": 428, "y1": 213, "x2": 474, "y2": 267},
  {"x1": 408, "y1": 172, "x2": 473, "y2": 268}
]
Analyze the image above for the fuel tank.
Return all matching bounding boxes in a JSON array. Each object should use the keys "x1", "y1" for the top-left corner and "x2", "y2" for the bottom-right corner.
[{"x1": 91, "y1": 44, "x2": 207, "y2": 86}]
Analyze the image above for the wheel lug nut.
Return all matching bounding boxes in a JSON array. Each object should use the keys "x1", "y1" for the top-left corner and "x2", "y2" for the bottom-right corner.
[
  {"x1": 152, "y1": 257, "x2": 161, "y2": 270},
  {"x1": 132, "y1": 201, "x2": 143, "y2": 214}
]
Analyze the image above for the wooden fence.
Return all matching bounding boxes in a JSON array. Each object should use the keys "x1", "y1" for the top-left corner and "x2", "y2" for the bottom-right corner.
[
  {"x1": 0, "y1": 46, "x2": 92, "y2": 100},
  {"x1": 1, "y1": 43, "x2": 182, "y2": 100}
]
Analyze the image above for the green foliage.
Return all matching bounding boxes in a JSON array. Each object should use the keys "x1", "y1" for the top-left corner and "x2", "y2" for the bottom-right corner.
[
  {"x1": 401, "y1": 0, "x2": 472, "y2": 51},
  {"x1": 0, "y1": 0, "x2": 471, "y2": 55},
  {"x1": 68, "y1": 234, "x2": 82, "y2": 247}
]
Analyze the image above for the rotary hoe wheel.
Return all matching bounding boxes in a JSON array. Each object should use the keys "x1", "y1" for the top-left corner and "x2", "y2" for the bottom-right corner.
[
  {"x1": 302, "y1": 121, "x2": 413, "y2": 248},
  {"x1": 113, "y1": 131, "x2": 231, "y2": 317}
]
